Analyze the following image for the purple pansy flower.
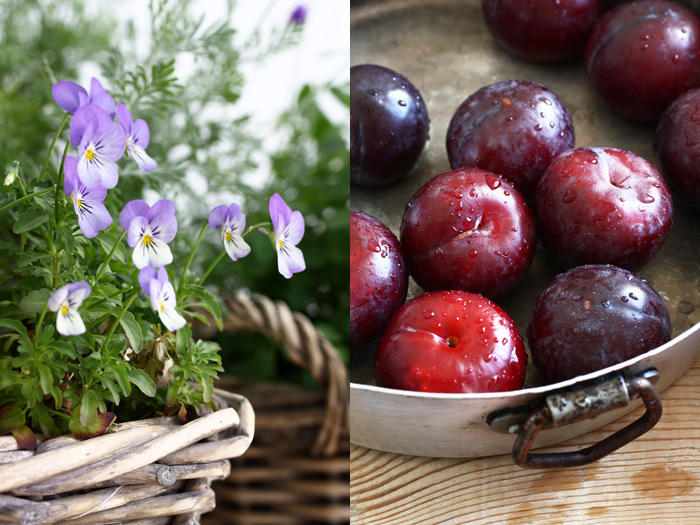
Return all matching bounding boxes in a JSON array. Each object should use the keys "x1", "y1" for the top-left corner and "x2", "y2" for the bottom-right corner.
[
  {"x1": 289, "y1": 5, "x2": 307, "y2": 25},
  {"x1": 120, "y1": 199, "x2": 178, "y2": 269},
  {"x1": 52, "y1": 77, "x2": 116, "y2": 119},
  {"x1": 70, "y1": 104, "x2": 126, "y2": 190},
  {"x1": 208, "y1": 203, "x2": 251, "y2": 262},
  {"x1": 269, "y1": 193, "x2": 305, "y2": 279},
  {"x1": 63, "y1": 155, "x2": 112, "y2": 238},
  {"x1": 117, "y1": 104, "x2": 157, "y2": 173},
  {"x1": 48, "y1": 282, "x2": 91, "y2": 336},
  {"x1": 139, "y1": 267, "x2": 186, "y2": 332}
]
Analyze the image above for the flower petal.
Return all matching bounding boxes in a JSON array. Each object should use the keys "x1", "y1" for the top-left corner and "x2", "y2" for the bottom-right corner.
[
  {"x1": 89, "y1": 78, "x2": 116, "y2": 120},
  {"x1": 131, "y1": 119, "x2": 150, "y2": 148},
  {"x1": 138, "y1": 267, "x2": 157, "y2": 295},
  {"x1": 146, "y1": 200, "x2": 176, "y2": 221},
  {"x1": 52, "y1": 81, "x2": 87, "y2": 114},
  {"x1": 133, "y1": 234, "x2": 173, "y2": 269},
  {"x1": 208, "y1": 205, "x2": 228, "y2": 230},
  {"x1": 65, "y1": 282, "x2": 91, "y2": 308},
  {"x1": 120, "y1": 200, "x2": 150, "y2": 231},
  {"x1": 63, "y1": 156, "x2": 80, "y2": 197},
  {"x1": 78, "y1": 154, "x2": 118, "y2": 190},
  {"x1": 277, "y1": 243, "x2": 305, "y2": 279},
  {"x1": 284, "y1": 210, "x2": 305, "y2": 246},
  {"x1": 48, "y1": 287, "x2": 69, "y2": 312},
  {"x1": 224, "y1": 234, "x2": 251, "y2": 261},
  {"x1": 127, "y1": 216, "x2": 150, "y2": 248},
  {"x1": 70, "y1": 105, "x2": 99, "y2": 147},
  {"x1": 56, "y1": 308, "x2": 86, "y2": 336},
  {"x1": 149, "y1": 279, "x2": 164, "y2": 311},
  {"x1": 97, "y1": 121, "x2": 128, "y2": 161},
  {"x1": 77, "y1": 199, "x2": 112, "y2": 239},
  {"x1": 269, "y1": 193, "x2": 292, "y2": 233},
  {"x1": 131, "y1": 145, "x2": 157, "y2": 173},
  {"x1": 116, "y1": 103, "x2": 133, "y2": 135},
  {"x1": 158, "y1": 305, "x2": 187, "y2": 332},
  {"x1": 149, "y1": 211, "x2": 178, "y2": 244}
]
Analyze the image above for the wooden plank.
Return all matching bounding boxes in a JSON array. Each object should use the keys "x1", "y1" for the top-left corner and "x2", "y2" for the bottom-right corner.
[
  {"x1": 351, "y1": 360, "x2": 700, "y2": 525},
  {"x1": 0, "y1": 451, "x2": 35, "y2": 465}
]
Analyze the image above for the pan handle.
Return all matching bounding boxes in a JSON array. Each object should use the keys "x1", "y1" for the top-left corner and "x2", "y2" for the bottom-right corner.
[{"x1": 509, "y1": 372, "x2": 662, "y2": 469}]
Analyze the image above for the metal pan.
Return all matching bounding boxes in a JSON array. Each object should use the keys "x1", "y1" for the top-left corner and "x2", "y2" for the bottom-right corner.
[{"x1": 349, "y1": 0, "x2": 700, "y2": 463}]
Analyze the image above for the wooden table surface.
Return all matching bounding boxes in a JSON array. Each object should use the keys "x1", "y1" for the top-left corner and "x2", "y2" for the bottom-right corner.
[{"x1": 351, "y1": 353, "x2": 700, "y2": 524}]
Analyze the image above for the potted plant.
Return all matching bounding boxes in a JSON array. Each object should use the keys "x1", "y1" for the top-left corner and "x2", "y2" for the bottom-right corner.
[{"x1": 0, "y1": 74, "x2": 309, "y2": 523}]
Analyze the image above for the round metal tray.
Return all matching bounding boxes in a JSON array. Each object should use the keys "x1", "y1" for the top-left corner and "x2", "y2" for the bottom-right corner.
[{"x1": 350, "y1": 0, "x2": 700, "y2": 459}]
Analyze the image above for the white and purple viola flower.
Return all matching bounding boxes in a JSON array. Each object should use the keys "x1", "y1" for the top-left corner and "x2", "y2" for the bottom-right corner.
[
  {"x1": 70, "y1": 104, "x2": 126, "y2": 190},
  {"x1": 117, "y1": 104, "x2": 157, "y2": 173},
  {"x1": 120, "y1": 199, "x2": 178, "y2": 269},
  {"x1": 52, "y1": 77, "x2": 116, "y2": 120},
  {"x1": 208, "y1": 203, "x2": 251, "y2": 262},
  {"x1": 48, "y1": 282, "x2": 91, "y2": 336},
  {"x1": 269, "y1": 193, "x2": 305, "y2": 279},
  {"x1": 63, "y1": 155, "x2": 112, "y2": 239},
  {"x1": 138, "y1": 267, "x2": 186, "y2": 332}
]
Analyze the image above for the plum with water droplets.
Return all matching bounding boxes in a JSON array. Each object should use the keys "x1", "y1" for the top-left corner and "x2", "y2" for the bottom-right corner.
[
  {"x1": 482, "y1": 0, "x2": 604, "y2": 62},
  {"x1": 350, "y1": 210, "x2": 409, "y2": 355},
  {"x1": 654, "y1": 87, "x2": 700, "y2": 209},
  {"x1": 535, "y1": 147, "x2": 673, "y2": 270},
  {"x1": 528, "y1": 264, "x2": 671, "y2": 383},
  {"x1": 400, "y1": 167, "x2": 536, "y2": 298},
  {"x1": 351, "y1": 64, "x2": 430, "y2": 186},
  {"x1": 374, "y1": 290, "x2": 527, "y2": 393},
  {"x1": 584, "y1": 0, "x2": 700, "y2": 121},
  {"x1": 446, "y1": 80, "x2": 574, "y2": 198}
]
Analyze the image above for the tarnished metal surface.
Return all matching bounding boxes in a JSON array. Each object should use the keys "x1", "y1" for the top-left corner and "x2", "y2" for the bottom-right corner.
[{"x1": 350, "y1": 0, "x2": 700, "y2": 458}]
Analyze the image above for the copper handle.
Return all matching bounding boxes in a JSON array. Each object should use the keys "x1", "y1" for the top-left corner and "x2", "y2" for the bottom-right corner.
[{"x1": 512, "y1": 374, "x2": 662, "y2": 469}]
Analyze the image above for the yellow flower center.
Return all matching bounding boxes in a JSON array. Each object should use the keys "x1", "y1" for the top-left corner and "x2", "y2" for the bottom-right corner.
[
  {"x1": 278, "y1": 239, "x2": 283, "y2": 249},
  {"x1": 158, "y1": 302, "x2": 164, "y2": 311},
  {"x1": 143, "y1": 234, "x2": 152, "y2": 245},
  {"x1": 85, "y1": 148, "x2": 95, "y2": 160},
  {"x1": 76, "y1": 198, "x2": 82, "y2": 208},
  {"x1": 61, "y1": 305, "x2": 68, "y2": 315},
  {"x1": 225, "y1": 231, "x2": 232, "y2": 241}
]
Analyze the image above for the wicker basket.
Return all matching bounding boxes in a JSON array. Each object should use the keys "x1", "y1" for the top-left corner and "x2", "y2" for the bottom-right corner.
[
  {"x1": 201, "y1": 291, "x2": 350, "y2": 525},
  {"x1": 0, "y1": 389, "x2": 254, "y2": 525}
]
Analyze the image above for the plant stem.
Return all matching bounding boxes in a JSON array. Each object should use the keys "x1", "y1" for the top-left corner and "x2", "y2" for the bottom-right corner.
[
  {"x1": 242, "y1": 222, "x2": 270, "y2": 237},
  {"x1": 34, "y1": 302, "x2": 49, "y2": 337},
  {"x1": 53, "y1": 251, "x2": 62, "y2": 289},
  {"x1": 95, "y1": 230, "x2": 127, "y2": 281},
  {"x1": 39, "y1": 112, "x2": 70, "y2": 183},
  {"x1": 197, "y1": 250, "x2": 227, "y2": 287},
  {"x1": 102, "y1": 291, "x2": 140, "y2": 349},
  {"x1": 86, "y1": 312, "x2": 113, "y2": 332},
  {"x1": 177, "y1": 222, "x2": 209, "y2": 295},
  {"x1": 0, "y1": 187, "x2": 55, "y2": 214},
  {"x1": 54, "y1": 142, "x2": 70, "y2": 226}
]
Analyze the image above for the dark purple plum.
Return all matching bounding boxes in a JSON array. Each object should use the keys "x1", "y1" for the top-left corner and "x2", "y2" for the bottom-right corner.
[
  {"x1": 400, "y1": 167, "x2": 536, "y2": 299},
  {"x1": 528, "y1": 264, "x2": 672, "y2": 384},
  {"x1": 584, "y1": 0, "x2": 700, "y2": 121},
  {"x1": 350, "y1": 64, "x2": 429, "y2": 186},
  {"x1": 446, "y1": 80, "x2": 575, "y2": 198},
  {"x1": 654, "y1": 87, "x2": 700, "y2": 209},
  {"x1": 482, "y1": 0, "x2": 604, "y2": 62},
  {"x1": 535, "y1": 147, "x2": 673, "y2": 271},
  {"x1": 350, "y1": 210, "x2": 409, "y2": 355}
]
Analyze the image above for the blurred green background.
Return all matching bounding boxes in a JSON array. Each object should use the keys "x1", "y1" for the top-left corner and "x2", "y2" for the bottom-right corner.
[{"x1": 0, "y1": 0, "x2": 349, "y2": 385}]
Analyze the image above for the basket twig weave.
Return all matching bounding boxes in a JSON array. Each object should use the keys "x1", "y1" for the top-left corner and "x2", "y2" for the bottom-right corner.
[
  {"x1": 0, "y1": 391, "x2": 254, "y2": 525},
  {"x1": 222, "y1": 290, "x2": 349, "y2": 457},
  {"x1": 202, "y1": 290, "x2": 350, "y2": 525}
]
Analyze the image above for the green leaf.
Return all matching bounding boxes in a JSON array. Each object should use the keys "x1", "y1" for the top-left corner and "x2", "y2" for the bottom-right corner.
[
  {"x1": 19, "y1": 288, "x2": 50, "y2": 314},
  {"x1": 11, "y1": 425, "x2": 37, "y2": 450},
  {"x1": 37, "y1": 363, "x2": 53, "y2": 395},
  {"x1": 201, "y1": 375, "x2": 213, "y2": 403},
  {"x1": 69, "y1": 411, "x2": 116, "y2": 440},
  {"x1": 119, "y1": 311, "x2": 143, "y2": 353},
  {"x1": 0, "y1": 319, "x2": 30, "y2": 345},
  {"x1": 80, "y1": 390, "x2": 99, "y2": 427},
  {"x1": 126, "y1": 368, "x2": 156, "y2": 397},
  {"x1": 95, "y1": 232, "x2": 128, "y2": 264},
  {"x1": 111, "y1": 363, "x2": 131, "y2": 397},
  {"x1": 13, "y1": 208, "x2": 50, "y2": 234},
  {"x1": 0, "y1": 406, "x2": 25, "y2": 434}
]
